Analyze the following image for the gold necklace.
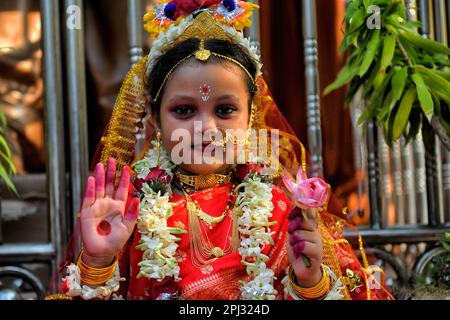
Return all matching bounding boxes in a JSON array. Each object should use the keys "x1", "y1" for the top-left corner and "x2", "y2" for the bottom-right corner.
[
  {"x1": 180, "y1": 183, "x2": 234, "y2": 229},
  {"x1": 180, "y1": 184, "x2": 240, "y2": 268},
  {"x1": 175, "y1": 170, "x2": 232, "y2": 190},
  {"x1": 187, "y1": 200, "x2": 228, "y2": 228}
]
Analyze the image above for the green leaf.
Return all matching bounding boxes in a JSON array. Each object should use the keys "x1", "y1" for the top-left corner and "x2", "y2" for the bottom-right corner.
[
  {"x1": 434, "y1": 69, "x2": 450, "y2": 82},
  {"x1": 391, "y1": 66, "x2": 408, "y2": 102},
  {"x1": 358, "y1": 104, "x2": 377, "y2": 125},
  {"x1": 0, "y1": 164, "x2": 16, "y2": 193},
  {"x1": 388, "y1": 0, "x2": 406, "y2": 19},
  {"x1": 411, "y1": 73, "x2": 434, "y2": 116},
  {"x1": 349, "y1": 8, "x2": 366, "y2": 34},
  {"x1": 384, "y1": 22, "x2": 399, "y2": 35},
  {"x1": 0, "y1": 136, "x2": 12, "y2": 158},
  {"x1": 359, "y1": 75, "x2": 393, "y2": 125},
  {"x1": 385, "y1": 14, "x2": 406, "y2": 29},
  {"x1": 358, "y1": 69, "x2": 393, "y2": 124},
  {"x1": 324, "y1": 62, "x2": 359, "y2": 95},
  {"x1": 378, "y1": 89, "x2": 395, "y2": 121},
  {"x1": 0, "y1": 149, "x2": 15, "y2": 171},
  {"x1": 405, "y1": 107, "x2": 422, "y2": 144},
  {"x1": 359, "y1": 29, "x2": 381, "y2": 77},
  {"x1": 399, "y1": 29, "x2": 450, "y2": 55},
  {"x1": 345, "y1": 0, "x2": 362, "y2": 21},
  {"x1": 442, "y1": 241, "x2": 450, "y2": 252},
  {"x1": 425, "y1": 79, "x2": 450, "y2": 106},
  {"x1": 363, "y1": 60, "x2": 381, "y2": 97},
  {"x1": 393, "y1": 87, "x2": 416, "y2": 140},
  {"x1": 339, "y1": 36, "x2": 350, "y2": 54},
  {"x1": 433, "y1": 53, "x2": 450, "y2": 67},
  {"x1": 373, "y1": 67, "x2": 386, "y2": 90},
  {"x1": 0, "y1": 110, "x2": 6, "y2": 126},
  {"x1": 417, "y1": 54, "x2": 436, "y2": 68},
  {"x1": 398, "y1": 36, "x2": 418, "y2": 65},
  {"x1": 433, "y1": 94, "x2": 450, "y2": 136},
  {"x1": 385, "y1": 104, "x2": 398, "y2": 147},
  {"x1": 403, "y1": 20, "x2": 422, "y2": 30},
  {"x1": 415, "y1": 66, "x2": 450, "y2": 103},
  {"x1": 380, "y1": 33, "x2": 396, "y2": 71},
  {"x1": 414, "y1": 65, "x2": 450, "y2": 92}
]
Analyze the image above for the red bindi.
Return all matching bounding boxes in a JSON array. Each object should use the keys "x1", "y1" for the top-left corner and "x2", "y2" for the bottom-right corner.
[
  {"x1": 97, "y1": 220, "x2": 111, "y2": 236},
  {"x1": 199, "y1": 84, "x2": 212, "y2": 101}
]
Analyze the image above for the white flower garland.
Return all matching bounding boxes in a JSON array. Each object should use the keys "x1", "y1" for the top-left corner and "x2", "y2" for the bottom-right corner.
[
  {"x1": 133, "y1": 141, "x2": 185, "y2": 282},
  {"x1": 62, "y1": 263, "x2": 124, "y2": 300},
  {"x1": 134, "y1": 140, "x2": 174, "y2": 178},
  {"x1": 234, "y1": 175, "x2": 277, "y2": 300}
]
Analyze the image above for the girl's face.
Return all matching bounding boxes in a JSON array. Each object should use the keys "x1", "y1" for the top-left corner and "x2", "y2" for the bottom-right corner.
[{"x1": 155, "y1": 61, "x2": 250, "y2": 175}]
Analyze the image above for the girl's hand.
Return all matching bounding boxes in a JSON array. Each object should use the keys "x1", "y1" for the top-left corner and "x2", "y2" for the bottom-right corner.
[
  {"x1": 80, "y1": 157, "x2": 140, "y2": 268},
  {"x1": 286, "y1": 207, "x2": 323, "y2": 288}
]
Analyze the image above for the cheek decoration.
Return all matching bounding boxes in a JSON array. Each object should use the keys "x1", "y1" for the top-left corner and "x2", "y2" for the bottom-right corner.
[
  {"x1": 97, "y1": 220, "x2": 112, "y2": 236},
  {"x1": 199, "y1": 84, "x2": 211, "y2": 101}
]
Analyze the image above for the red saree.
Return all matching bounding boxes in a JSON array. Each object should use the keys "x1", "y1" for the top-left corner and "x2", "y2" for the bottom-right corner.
[{"x1": 116, "y1": 182, "x2": 393, "y2": 300}]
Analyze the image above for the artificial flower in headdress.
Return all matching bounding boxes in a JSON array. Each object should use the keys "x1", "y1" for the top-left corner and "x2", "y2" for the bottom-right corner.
[
  {"x1": 144, "y1": 0, "x2": 258, "y2": 38},
  {"x1": 173, "y1": 0, "x2": 222, "y2": 19},
  {"x1": 143, "y1": 0, "x2": 180, "y2": 36},
  {"x1": 215, "y1": 0, "x2": 259, "y2": 30}
]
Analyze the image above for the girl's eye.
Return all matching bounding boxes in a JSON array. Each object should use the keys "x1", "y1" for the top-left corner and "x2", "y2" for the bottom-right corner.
[
  {"x1": 216, "y1": 105, "x2": 237, "y2": 118},
  {"x1": 172, "y1": 105, "x2": 195, "y2": 117}
]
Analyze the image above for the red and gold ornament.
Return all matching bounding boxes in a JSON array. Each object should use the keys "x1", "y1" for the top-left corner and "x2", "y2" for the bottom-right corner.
[{"x1": 199, "y1": 84, "x2": 212, "y2": 101}]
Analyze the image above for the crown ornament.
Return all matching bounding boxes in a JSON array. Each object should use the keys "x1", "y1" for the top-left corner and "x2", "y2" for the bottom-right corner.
[
  {"x1": 176, "y1": 9, "x2": 232, "y2": 43},
  {"x1": 144, "y1": 0, "x2": 258, "y2": 37},
  {"x1": 144, "y1": 0, "x2": 262, "y2": 78}
]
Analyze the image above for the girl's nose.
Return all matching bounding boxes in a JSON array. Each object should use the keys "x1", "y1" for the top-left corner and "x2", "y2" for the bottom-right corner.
[{"x1": 198, "y1": 112, "x2": 218, "y2": 134}]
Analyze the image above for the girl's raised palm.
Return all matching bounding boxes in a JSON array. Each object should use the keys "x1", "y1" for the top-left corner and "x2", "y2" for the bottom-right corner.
[{"x1": 80, "y1": 158, "x2": 139, "y2": 267}]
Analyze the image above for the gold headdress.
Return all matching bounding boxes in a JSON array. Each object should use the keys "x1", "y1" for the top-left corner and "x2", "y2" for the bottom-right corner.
[{"x1": 144, "y1": 1, "x2": 262, "y2": 78}]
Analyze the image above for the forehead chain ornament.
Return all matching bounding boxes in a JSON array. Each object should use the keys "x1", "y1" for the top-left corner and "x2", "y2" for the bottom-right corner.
[{"x1": 199, "y1": 84, "x2": 212, "y2": 102}]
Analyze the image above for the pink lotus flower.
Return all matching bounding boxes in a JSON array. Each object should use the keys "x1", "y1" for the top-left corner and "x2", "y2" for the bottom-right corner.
[{"x1": 282, "y1": 167, "x2": 330, "y2": 208}]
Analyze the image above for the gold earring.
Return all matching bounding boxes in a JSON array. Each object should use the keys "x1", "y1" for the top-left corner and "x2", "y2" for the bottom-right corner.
[
  {"x1": 156, "y1": 130, "x2": 161, "y2": 165},
  {"x1": 248, "y1": 103, "x2": 256, "y2": 129},
  {"x1": 244, "y1": 104, "x2": 257, "y2": 160}
]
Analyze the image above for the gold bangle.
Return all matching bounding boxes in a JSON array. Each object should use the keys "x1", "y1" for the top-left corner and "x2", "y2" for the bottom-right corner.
[
  {"x1": 45, "y1": 294, "x2": 73, "y2": 300},
  {"x1": 76, "y1": 249, "x2": 117, "y2": 286},
  {"x1": 288, "y1": 264, "x2": 330, "y2": 300}
]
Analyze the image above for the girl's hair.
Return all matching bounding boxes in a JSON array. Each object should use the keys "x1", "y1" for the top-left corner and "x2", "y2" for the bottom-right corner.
[{"x1": 147, "y1": 38, "x2": 258, "y2": 114}]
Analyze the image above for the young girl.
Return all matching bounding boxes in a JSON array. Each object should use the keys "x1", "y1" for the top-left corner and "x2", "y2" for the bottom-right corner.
[{"x1": 50, "y1": 1, "x2": 393, "y2": 300}]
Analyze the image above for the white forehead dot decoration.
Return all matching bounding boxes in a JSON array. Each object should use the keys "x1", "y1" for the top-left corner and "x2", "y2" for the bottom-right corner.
[{"x1": 199, "y1": 84, "x2": 212, "y2": 102}]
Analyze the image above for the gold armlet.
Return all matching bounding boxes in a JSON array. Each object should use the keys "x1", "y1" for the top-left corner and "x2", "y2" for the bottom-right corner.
[
  {"x1": 288, "y1": 264, "x2": 331, "y2": 300},
  {"x1": 76, "y1": 249, "x2": 118, "y2": 286}
]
